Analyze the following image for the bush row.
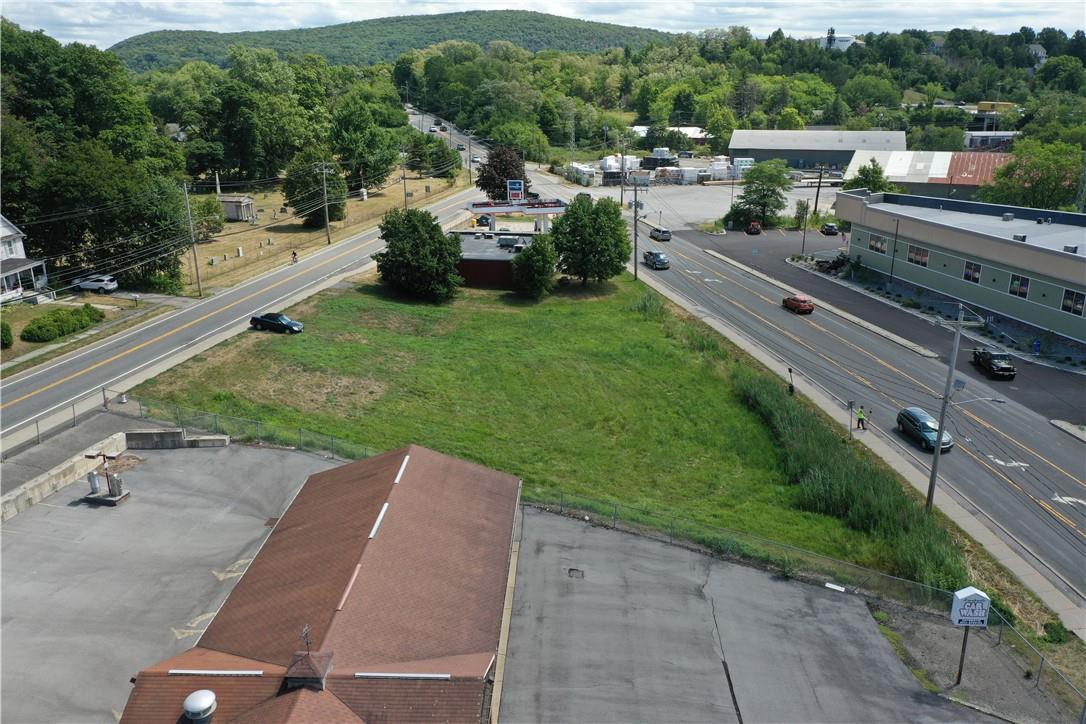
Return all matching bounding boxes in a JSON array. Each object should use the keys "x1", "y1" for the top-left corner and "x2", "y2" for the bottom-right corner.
[
  {"x1": 732, "y1": 367, "x2": 967, "y2": 589},
  {"x1": 1, "y1": 320, "x2": 11, "y2": 349},
  {"x1": 20, "y1": 304, "x2": 105, "y2": 343}
]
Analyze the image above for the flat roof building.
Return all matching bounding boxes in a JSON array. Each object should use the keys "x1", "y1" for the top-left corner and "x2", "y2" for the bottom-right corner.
[
  {"x1": 845, "y1": 150, "x2": 1011, "y2": 199},
  {"x1": 120, "y1": 445, "x2": 521, "y2": 723},
  {"x1": 729, "y1": 130, "x2": 906, "y2": 170},
  {"x1": 836, "y1": 190, "x2": 1086, "y2": 342}
]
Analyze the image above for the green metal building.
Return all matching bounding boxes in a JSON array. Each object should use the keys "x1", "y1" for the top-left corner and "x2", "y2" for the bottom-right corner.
[{"x1": 835, "y1": 190, "x2": 1086, "y2": 343}]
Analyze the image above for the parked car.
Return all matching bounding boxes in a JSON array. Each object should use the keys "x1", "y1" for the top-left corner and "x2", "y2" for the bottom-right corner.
[
  {"x1": 649, "y1": 227, "x2": 672, "y2": 241},
  {"x1": 782, "y1": 294, "x2": 815, "y2": 314},
  {"x1": 896, "y1": 407, "x2": 953, "y2": 452},
  {"x1": 456, "y1": 143, "x2": 466, "y2": 151},
  {"x1": 471, "y1": 155, "x2": 482, "y2": 164},
  {"x1": 955, "y1": 100, "x2": 967, "y2": 106},
  {"x1": 250, "y1": 312, "x2": 303, "y2": 334},
  {"x1": 642, "y1": 250, "x2": 670, "y2": 269},
  {"x1": 73, "y1": 274, "x2": 118, "y2": 293},
  {"x1": 428, "y1": 126, "x2": 439, "y2": 133},
  {"x1": 476, "y1": 215, "x2": 492, "y2": 227},
  {"x1": 746, "y1": 221, "x2": 762, "y2": 235},
  {"x1": 678, "y1": 150, "x2": 694, "y2": 158},
  {"x1": 439, "y1": 125, "x2": 448, "y2": 132},
  {"x1": 820, "y1": 223, "x2": 839, "y2": 235},
  {"x1": 972, "y1": 347, "x2": 1017, "y2": 380}
]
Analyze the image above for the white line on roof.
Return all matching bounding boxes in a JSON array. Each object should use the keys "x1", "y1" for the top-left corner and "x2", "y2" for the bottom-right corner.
[
  {"x1": 167, "y1": 670, "x2": 264, "y2": 676},
  {"x1": 368, "y1": 502, "x2": 389, "y2": 539},
  {"x1": 354, "y1": 672, "x2": 452, "y2": 680},
  {"x1": 394, "y1": 454, "x2": 410, "y2": 484}
]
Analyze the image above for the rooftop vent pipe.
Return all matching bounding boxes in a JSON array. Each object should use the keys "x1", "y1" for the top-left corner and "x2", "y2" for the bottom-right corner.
[
  {"x1": 1036, "y1": 217, "x2": 1044, "y2": 224},
  {"x1": 1002, "y1": 213, "x2": 1014, "y2": 221},
  {"x1": 183, "y1": 690, "x2": 216, "y2": 723},
  {"x1": 1012, "y1": 234, "x2": 1028, "y2": 242},
  {"x1": 1063, "y1": 245, "x2": 1079, "y2": 254}
]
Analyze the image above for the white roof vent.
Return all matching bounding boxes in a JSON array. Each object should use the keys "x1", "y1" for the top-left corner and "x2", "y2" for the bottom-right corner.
[
  {"x1": 183, "y1": 689, "x2": 217, "y2": 722},
  {"x1": 1002, "y1": 213, "x2": 1014, "y2": 221}
]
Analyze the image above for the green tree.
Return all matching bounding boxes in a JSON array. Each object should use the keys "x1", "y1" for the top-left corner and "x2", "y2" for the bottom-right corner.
[
  {"x1": 793, "y1": 199, "x2": 810, "y2": 229},
  {"x1": 475, "y1": 145, "x2": 529, "y2": 200},
  {"x1": 1035, "y1": 56, "x2": 1086, "y2": 92},
  {"x1": 734, "y1": 159, "x2": 793, "y2": 225},
  {"x1": 191, "y1": 195, "x2": 225, "y2": 240},
  {"x1": 705, "y1": 106, "x2": 737, "y2": 154},
  {"x1": 907, "y1": 125, "x2": 965, "y2": 151},
  {"x1": 373, "y1": 208, "x2": 463, "y2": 302},
  {"x1": 842, "y1": 159, "x2": 903, "y2": 193},
  {"x1": 283, "y1": 148, "x2": 347, "y2": 228},
  {"x1": 511, "y1": 234, "x2": 558, "y2": 299},
  {"x1": 841, "y1": 74, "x2": 901, "y2": 112},
  {"x1": 331, "y1": 83, "x2": 401, "y2": 188},
  {"x1": 551, "y1": 196, "x2": 630, "y2": 285},
  {"x1": 776, "y1": 107, "x2": 805, "y2": 130},
  {"x1": 977, "y1": 139, "x2": 1084, "y2": 209}
]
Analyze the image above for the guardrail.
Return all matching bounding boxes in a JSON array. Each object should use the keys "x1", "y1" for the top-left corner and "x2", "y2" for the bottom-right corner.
[{"x1": 531, "y1": 489, "x2": 1085, "y2": 721}]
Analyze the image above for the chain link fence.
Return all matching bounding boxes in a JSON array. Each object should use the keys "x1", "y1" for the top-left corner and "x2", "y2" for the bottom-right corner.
[
  {"x1": 530, "y1": 489, "x2": 1085, "y2": 721},
  {"x1": 105, "y1": 389, "x2": 377, "y2": 462}
]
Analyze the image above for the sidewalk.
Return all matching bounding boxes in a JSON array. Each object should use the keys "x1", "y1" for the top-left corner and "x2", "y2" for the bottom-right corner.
[{"x1": 630, "y1": 262, "x2": 1085, "y2": 640}]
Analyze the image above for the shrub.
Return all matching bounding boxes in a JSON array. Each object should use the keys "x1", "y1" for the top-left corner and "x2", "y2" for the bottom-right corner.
[
  {"x1": 19, "y1": 304, "x2": 105, "y2": 343},
  {"x1": 731, "y1": 367, "x2": 967, "y2": 588},
  {"x1": 1, "y1": 320, "x2": 12, "y2": 349},
  {"x1": 1042, "y1": 620, "x2": 1070, "y2": 644},
  {"x1": 511, "y1": 234, "x2": 558, "y2": 299}
]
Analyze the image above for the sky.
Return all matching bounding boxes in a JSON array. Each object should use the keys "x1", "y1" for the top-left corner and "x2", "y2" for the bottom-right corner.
[{"x1": 2, "y1": 0, "x2": 1083, "y2": 49}]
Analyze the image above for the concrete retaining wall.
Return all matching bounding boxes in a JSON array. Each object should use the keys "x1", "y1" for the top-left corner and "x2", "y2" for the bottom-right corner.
[
  {"x1": 125, "y1": 428, "x2": 229, "y2": 450},
  {"x1": 1, "y1": 432, "x2": 126, "y2": 521}
]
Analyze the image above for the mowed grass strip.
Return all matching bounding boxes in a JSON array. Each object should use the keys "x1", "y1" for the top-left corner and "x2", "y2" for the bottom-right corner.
[{"x1": 138, "y1": 275, "x2": 891, "y2": 566}]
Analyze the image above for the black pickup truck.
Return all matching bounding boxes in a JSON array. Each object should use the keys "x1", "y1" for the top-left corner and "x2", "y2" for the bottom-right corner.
[
  {"x1": 972, "y1": 347, "x2": 1016, "y2": 379},
  {"x1": 250, "y1": 312, "x2": 304, "y2": 334}
]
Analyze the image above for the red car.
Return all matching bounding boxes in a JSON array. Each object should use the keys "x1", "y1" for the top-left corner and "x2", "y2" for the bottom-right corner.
[{"x1": 783, "y1": 294, "x2": 815, "y2": 314}]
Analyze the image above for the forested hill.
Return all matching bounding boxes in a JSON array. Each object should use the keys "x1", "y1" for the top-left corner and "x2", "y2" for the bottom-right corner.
[{"x1": 108, "y1": 10, "x2": 672, "y2": 70}]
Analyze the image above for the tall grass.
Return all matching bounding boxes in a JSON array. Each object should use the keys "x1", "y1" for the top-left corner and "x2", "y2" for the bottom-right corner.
[{"x1": 732, "y1": 367, "x2": 967, "y2": 589}]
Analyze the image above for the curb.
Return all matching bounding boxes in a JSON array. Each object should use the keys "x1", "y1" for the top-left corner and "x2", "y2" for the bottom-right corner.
[
  {"x1": 937, "y1": 694, "x2": 1015, "y2": 723},
  {"x1": 703, "y1": 249, "x2": 939, "y2": 359},
  {"x1": 633, "y1": 267, "x2": 1085, "y2": 640},
  {"x1": 787, "y1": 258, "x2": 1086, "y2": 377},
  {"x1": 1050, "y1": 419, "x2": 1086, "y2": 443}
]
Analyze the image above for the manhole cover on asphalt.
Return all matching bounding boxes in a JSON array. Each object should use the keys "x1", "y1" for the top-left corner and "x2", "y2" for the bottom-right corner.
[{"x1": 568, "y1": 568, "x2": 584, "y2": 579}]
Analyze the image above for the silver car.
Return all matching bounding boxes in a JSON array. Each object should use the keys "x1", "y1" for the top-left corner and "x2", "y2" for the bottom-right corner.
[{"x1": 73, "y1": 274, "x2": 119, "y2": 293}]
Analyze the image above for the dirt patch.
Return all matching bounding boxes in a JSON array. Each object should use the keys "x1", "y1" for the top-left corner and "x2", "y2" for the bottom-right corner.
[{"x1": 869, "y1": 601, "x2": 1074, "y2": 723}]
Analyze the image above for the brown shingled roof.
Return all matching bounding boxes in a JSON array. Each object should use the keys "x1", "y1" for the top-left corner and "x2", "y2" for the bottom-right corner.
[{"x1": 121, "y1": 445, "x2": 520, "y2": 724}]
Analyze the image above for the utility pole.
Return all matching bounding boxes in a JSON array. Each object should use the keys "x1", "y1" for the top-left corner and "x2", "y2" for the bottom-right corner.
[
  {"x1": 926, "y1": 304, "x2": 964, "y2": 511},
  {"x1": 401, "y1": 149, "x2": 409, "y2": 210},
  {"x1": 468, "y1": 136, "x2": 473, "y2": 184},
  {"x1": 810, "y1": 165, "x2": 825, "y2": 229},
  {"x1": 182, "y1": 183, "x2": 204, "y2": 298},
  {"x1": 568, "y1": 103, "x2": 576, "y2": 170},
  {"x1": 320, "y1": 163, "x2": 331, "y2": 244},
  {"x1": 888, "y1": 217, "x2": 901, "y2": 286},
  {"x1": 619, "y1": 136, "x2": 626, "y2": 209},
  {"x1": 633, "y1": 182, "x2": 640, "y2": 281}
]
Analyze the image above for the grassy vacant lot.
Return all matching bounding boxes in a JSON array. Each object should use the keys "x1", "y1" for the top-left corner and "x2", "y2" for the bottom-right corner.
[
  {"x1": 139, "y1": 275, "x2": 883, "y2": 564},
  {"x1": 181, "y1": 171, "x2": 469, "y2": 292}
]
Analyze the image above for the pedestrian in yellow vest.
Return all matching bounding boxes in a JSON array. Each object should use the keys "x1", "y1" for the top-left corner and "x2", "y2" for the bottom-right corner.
[{"x1": 856, "y1": 406, "x2": 867, "y2": 430}]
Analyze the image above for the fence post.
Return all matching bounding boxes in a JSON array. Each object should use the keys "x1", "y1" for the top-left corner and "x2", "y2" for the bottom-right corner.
[
  {"x1": 329, "y1": 435, "x2": 335, "y2": 460},
  {"x1": 669, "y1": 518, "x2": 674, "y2": 543},
  {"x1": 175, "y1": 405, "x2": 182, "y2": 427},
  {"x1": 102, "y1": 387, "x2": 108, "y2": 409},
  {"x1": 559, "y1": 492, "x2": 564, "y2": 514},
  {"x1": 996, "y1": 620, "x2": 1003, "y2": 646},
  {"x1": 612, "y1": 503, "x2": 618, "y2": 529},
  {"x1": 1035, "y1": 657, "x2": 1044, "y2": 688},
  {"x1": 35, "y1": 420, "x2": 41, "y2": 445},
  {"x1": 138, "y1": 399, "x2": 143, "y2": 417},
  {"x1": 72, "y1": 403, "x2": 77, "y2": 427}
]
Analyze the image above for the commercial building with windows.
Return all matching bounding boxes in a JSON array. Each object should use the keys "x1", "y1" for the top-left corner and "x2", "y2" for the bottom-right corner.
[{"x1": 836, "y1": 190, "x2": 1086, "y2": 343}]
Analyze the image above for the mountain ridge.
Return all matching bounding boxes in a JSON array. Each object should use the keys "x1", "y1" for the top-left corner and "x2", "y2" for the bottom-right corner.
[{"x1": 108, "y1": 10, "x2": 673, "y2": 70}]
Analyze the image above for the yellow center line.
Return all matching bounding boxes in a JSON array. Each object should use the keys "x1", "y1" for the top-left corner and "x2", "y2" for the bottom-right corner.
[
  {"x1": 689, "y1": 248, "x2": 1086, "y2": 491},
  {"x1": 1, "y1": 240, "x2": 374, "y2": 410},
  {"x1": 668, "y1": 247, "x2": 1086, "y2": 537}
]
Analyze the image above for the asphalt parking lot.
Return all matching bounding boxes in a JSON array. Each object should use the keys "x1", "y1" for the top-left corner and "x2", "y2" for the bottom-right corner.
[
  {"x1": 500, "y1": 508, "x2": 990, "y2": 723},
  {"x1": 1, "y1": 444, "x2": 336, "y2": 723}
]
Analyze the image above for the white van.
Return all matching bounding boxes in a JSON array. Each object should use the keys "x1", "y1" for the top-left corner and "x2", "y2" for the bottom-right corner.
[{"x1": 649, "y1": 227, "x2": 672, "y2": 241}]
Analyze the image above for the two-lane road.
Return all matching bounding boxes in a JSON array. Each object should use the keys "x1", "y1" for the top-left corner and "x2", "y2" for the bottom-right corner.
[{"x1": 0, "y1": 185, "x2": 483, "y2": 442}]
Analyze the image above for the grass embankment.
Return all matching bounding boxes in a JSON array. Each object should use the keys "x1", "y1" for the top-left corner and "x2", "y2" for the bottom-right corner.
[
  {"x1": 135, "y1": 273, "x2": 1085, "y2": 683},
  {"x1": 181, "y1": 171, "x2": 469, "y2": 292}
]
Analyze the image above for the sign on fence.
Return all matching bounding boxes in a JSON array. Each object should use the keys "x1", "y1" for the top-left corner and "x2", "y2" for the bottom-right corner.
[{"x1": 950, "y1": 586, "x2": 990, "y2": 627}]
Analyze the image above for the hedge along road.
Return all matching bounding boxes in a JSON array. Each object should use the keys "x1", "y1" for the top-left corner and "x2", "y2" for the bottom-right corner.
[
  {"x1": 0, "y1": 185, "x2": 483, "y2": 440},
  {"x1": 529, "y1": 170, "x2": 1086, "y2": 611}
]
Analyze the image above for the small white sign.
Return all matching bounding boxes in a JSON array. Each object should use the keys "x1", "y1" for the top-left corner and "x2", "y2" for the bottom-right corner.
[{"x1": 950, "y1": 586, "x2": 990, "y2": 627}]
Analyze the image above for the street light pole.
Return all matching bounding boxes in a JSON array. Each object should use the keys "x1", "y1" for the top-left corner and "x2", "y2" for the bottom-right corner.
[
  {"x1": 320, "y1": 163, "x2": 331, "y2": 244},
  {"x1": 926, "y1": 303, "x2": 964, "y2": 511},
  {"x1": 633, "y1": 182, "x2": 639, "y2": 281}
]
